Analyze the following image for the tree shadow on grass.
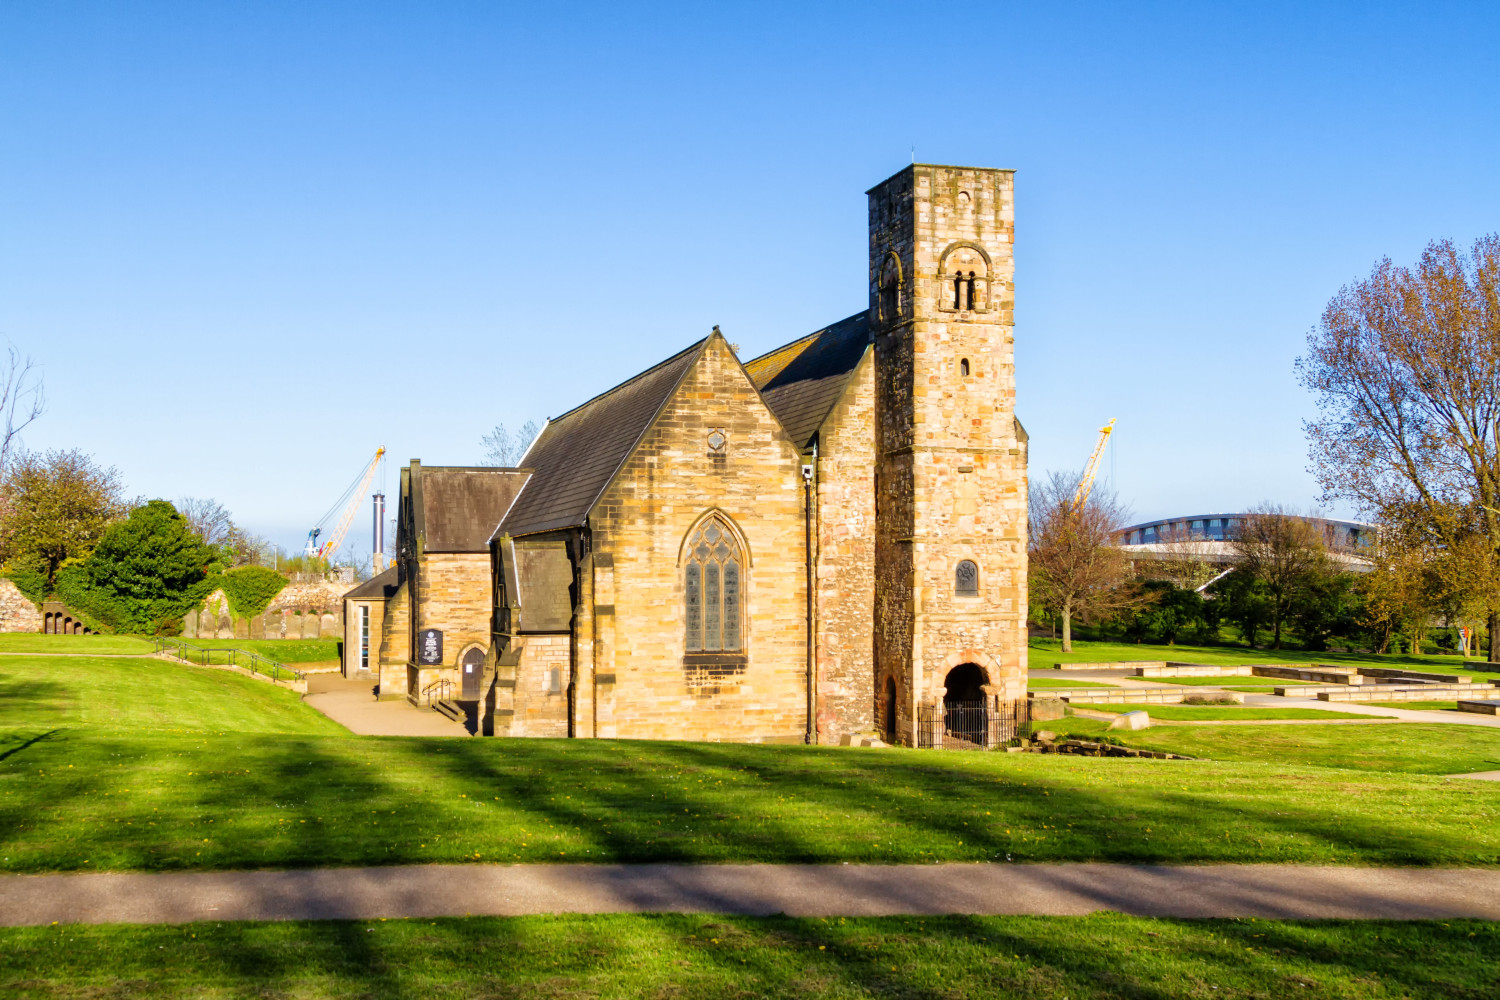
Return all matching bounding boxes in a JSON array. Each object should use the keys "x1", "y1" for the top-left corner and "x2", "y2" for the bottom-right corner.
[{"x1": 0, "y1": 914, "x2": 1495, "y2": 999}]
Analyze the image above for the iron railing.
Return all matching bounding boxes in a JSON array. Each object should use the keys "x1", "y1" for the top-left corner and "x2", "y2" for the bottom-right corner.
[
  {"x1": 421, "y1": 676, "x2": 454, "y2": 706},
  {"x1": 916, "y1": 697, "x2": 1030, "y2": 750},
  {"x1": 152, "y1": 637, "x2": 304, "y2": 685}
]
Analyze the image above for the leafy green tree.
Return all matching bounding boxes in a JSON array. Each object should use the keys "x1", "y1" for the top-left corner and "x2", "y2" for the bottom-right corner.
[
  {"x1": 66, "y1": 500, "x2": 218, "y2": 633},
  {"x1": 1290, "y1": 569, "x2": 1359, "y2": 651},
  {"x1": 0, "y1": 449, "x2": 124, "y2": 582},
  {"x1": 1212, "y1": 570, "x2": 1273, "y2": 648}
]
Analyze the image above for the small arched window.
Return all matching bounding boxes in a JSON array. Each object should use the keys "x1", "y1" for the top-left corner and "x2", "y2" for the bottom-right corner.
[
  {"x1": 685, "y1": 516, "x2": 743, "y2": 652},
  {"x1": 955, "y1": 559, "x2": 979, "y2": 596},
  {"x1": 959, "y1": 358, "x2": 970, "y2": 377},
  {"x1": 878, "y1": 253, "x2": 902, "y2": 323}
]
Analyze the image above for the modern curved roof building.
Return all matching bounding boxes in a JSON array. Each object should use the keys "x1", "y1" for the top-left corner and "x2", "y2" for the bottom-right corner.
[{"x1": 1113, "y1": 513, "x2": 1376, "y2": 570}]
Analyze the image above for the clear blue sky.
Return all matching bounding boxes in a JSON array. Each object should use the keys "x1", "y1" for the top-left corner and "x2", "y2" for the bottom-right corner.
[{"x1": 3, "y1": 1, "x2": 1498, "y2": 562}]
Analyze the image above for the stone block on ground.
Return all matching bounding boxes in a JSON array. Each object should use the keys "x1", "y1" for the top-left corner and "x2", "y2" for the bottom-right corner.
[
  {"x1": 1029, "y1": 696, "x2": 1066, "y2": 721},
  {"x1": 1108, "y1": 710, "x2": 1151, "y2": 731}
]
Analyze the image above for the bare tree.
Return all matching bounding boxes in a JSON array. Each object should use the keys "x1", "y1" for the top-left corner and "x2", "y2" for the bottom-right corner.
[
  {"x1": 1299, "y1": 235, "x2": 1500, "y2": 660},
  {"x1": 1029, "y1": 471, "x2": 1142, "y2": 652},
  {"x1": 177, "y1": 497, "x2": 234, "y2": 547},
  {"x1": 481, "y1": 420, "x2": 541, "y2": 467},
  {"x1": 1147, "y1": 523, "x2": 1220, "y2": 590},
  {"x1": 0, "y1": 343, "x2": 44, "y2": 476},
  {"x1": 1230, "y1": 505, "x2": 1330, "y2": 649}
]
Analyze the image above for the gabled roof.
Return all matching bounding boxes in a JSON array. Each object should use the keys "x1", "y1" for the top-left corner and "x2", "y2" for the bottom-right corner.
[
  {"x1": 496, "y1": 339, "x2": 707, "y2": 538},
  {"x1": 419, "y1": 468, "x2": 532, "y2": 551},
  {"x1": 744, "y1": 312, "x2": 871, "y2": 450},
  {"x1": 344, "y1": 565, "x2": 399, "y2": 601}
]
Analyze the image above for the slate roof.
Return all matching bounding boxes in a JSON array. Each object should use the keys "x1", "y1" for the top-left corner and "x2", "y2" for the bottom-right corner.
[
  {"x1": 496, "y1": 339, "x2": 707, "y2": 538},
  {"x1": 421, "y1": 468, "x2": 532, "y2": 551},
  {"x1": 744, "y1": 311, "x2": 871, "y2": 450},
  {"x1": 343, "y1": 565, "x2": 399, "y2": 601}
]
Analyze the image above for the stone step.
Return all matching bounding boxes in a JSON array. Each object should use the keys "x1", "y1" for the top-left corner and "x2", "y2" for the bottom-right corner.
[
  {"x1": 1316, "y1": 685, "x2": 1500, "y2": 703},
  {"x1": 1036, "y1": 688, "x2": 1243, "y2": 706},
  {"x1": 1253, "y1": 665, "x2": 1362, "y2": 684},
  {"x1": 434, "y1": 698, "x2": 465, "y2": 722},
  {"x1": 1357, "y1": 668, "x2": 1474, "y2": 684},
  {"x1": 1458, "y1": 700, "x2": 1500, "y2": 715}
]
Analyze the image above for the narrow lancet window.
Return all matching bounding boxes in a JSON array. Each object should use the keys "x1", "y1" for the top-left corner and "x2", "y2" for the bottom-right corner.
[
  {"x1": 960, "y1": 358, "x2": 970, "y2": 377},
  {"x1": 684, "y1": 516, "x2": 744, "y2": 653}
]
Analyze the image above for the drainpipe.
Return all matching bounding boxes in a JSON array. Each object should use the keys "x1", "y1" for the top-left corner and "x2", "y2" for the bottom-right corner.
[{"x1": 802, "y1": 447, "x2": 817, "y2": 745}]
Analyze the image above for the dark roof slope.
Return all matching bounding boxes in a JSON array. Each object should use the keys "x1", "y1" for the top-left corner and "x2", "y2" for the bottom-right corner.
[
  {"x1": 744, "y1": 312, "x2": 870, "y2": 449},
  {"x1": 497, "y1": 339, "x2": 706, "y2": 538},
  {"x1": 343, "y1": 564, "x2": 399, "y2": 601},
  {"x1": 421, "y1": 469, "x2": 531, "y2": 551}
]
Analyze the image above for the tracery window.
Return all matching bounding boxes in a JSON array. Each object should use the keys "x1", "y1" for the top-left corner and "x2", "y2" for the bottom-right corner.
[{"x1": 684, "y1": 516, "x2": 743, "y2": 652}]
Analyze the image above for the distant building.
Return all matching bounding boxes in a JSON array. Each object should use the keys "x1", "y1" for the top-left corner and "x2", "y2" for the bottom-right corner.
[{"x1": 1113, "y1": 514, "x2": 1376, "y2": 572}]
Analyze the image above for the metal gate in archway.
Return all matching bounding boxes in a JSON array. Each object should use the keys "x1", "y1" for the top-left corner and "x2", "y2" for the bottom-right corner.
[{"x1": 916, "y1": 696, "x2": 1030, "y2": 750}]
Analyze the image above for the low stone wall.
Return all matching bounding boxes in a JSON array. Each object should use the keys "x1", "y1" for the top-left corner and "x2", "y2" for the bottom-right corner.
[
  {"x1": 1031, "y1": 687, "x2": 1238, "y2": 705},
  {"x1": 0, "y1": 579, "x2": 42, "y2": 632},
  {"x1": 1359, "y1": 668, "x2": 1473, "y2": 684},
  {"x1": 184, "y1": 606, "x2": 343, "y2": 641},
  {"x1": 1253, "y1": 665, "x2": 1362, "y2": 685},
  {"x1": 1050, "y1": 661, "x2": 1166, "y2": 671},
  {"x1": 1135, "y1": 663, "x2": 1254, "y2": 678},
  {"x1": 1317, "y1": 683, "x2": 1498, "y2": 703},
  {"x1": 1458, "y1": 699, "x2": 1500, "y2": 715}
]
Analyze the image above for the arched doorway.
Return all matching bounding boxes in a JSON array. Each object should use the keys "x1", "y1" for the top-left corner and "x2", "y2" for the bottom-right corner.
[
  {"x1": 942, "y1": 663, "x2": 989, "y2": 746},
  {"x1": 882, "y1": 675, "x2": 898, "y2": 743},
  {"x1": 460, "y1": 646, "x2": 485, "y2": 700}
]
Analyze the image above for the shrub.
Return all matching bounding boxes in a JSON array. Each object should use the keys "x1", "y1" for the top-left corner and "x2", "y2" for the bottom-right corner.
[
  {"x1": 218, "y1": 566, "x2": 288, "y2": 619},
  {"x1": 1, "y1": 554, "x2": 50, "y2": 607},
  {"x1": 64, "y1": 500, "x2": 218, "y2": 634}
]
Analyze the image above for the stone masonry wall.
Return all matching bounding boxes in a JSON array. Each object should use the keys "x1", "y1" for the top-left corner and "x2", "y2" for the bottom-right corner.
[
  {"x1": 588, "y1": 333, "x2": 810, "y2": 742},
  {"x1": 0, "y1": 579, "x2": 42, "y2": 632},
  {"x1": 507, "y1": 635, "x2": 571, "y2": 738},
  {"x1": 414, "y1": 552, "x2": 492, "y2": 674},
  {"x1": 813, "y1": 349, "x2": 877, "y2": 743},
  {"x1": 376, "y1": 578, "x2": 411, "y2": 698},
  {"x1": 870, "y1": 165, "x2": 1028, "y2": 740}
]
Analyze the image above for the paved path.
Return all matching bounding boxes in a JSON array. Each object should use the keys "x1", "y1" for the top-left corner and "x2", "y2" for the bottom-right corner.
[
  {"x1": 302, "y1": 672, "x2": 471, "y2": 737},
  {"x1": 2, "y1": 863, "x2": 1497, "y2": 926}
]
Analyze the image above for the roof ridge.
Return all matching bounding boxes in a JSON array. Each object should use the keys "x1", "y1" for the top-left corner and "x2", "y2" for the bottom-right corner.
[
  {"x1": 745, "y1": 310, "x2": 868, "y2": 372},
  {"x1": 545, "y1": 337, "x2": 709, "y2": 427}
]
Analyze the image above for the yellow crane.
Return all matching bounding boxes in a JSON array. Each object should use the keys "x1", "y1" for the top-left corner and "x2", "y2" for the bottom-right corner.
[
  {"x1": 1071, "y1": 419, "x2": 1116, "y2": 511},
  {"x1": 305, "y1": 447, "x2": 386, "y2": 562}
]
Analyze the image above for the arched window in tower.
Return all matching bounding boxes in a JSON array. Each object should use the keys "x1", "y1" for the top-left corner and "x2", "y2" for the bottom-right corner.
[
  {"x1": 959, "y1": 358, "x2": 970, "y2": 377},
  {"x1": 684, "y1": 516, "x2": 743, "y2": 653},
  {"x1": 955, "y1": 559, "x2": 979, "y2": 596},
  {"x1": 878, "y1": 253, "x2": 902, "y2": 323},
  {"x1": 939, "y1": 243, "x2": 991, "y2": 314}
]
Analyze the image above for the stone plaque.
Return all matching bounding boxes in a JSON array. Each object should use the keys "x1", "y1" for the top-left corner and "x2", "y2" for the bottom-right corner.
[{"x1": 418, "y1": 628, "x2": 444, "y2": 665}]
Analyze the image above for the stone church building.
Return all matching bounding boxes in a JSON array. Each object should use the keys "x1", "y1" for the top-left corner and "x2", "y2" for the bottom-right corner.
[{"x1": 343, "y1": 163, "x2": 1029, "y2": 745}]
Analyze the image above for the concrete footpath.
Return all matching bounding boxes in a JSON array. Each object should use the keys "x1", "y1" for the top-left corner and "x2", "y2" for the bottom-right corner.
[{"x1": 2, "y1": 863, "x2": 1498, "y2": 926}]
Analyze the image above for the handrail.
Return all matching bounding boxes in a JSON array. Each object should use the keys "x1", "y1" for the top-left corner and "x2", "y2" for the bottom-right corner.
[
  {"x1": 152, "y1": 637, "x2": 304, "y2": 684},
  {"x1": 420, "y1": 675, "x2": 453, "y2": 706}
]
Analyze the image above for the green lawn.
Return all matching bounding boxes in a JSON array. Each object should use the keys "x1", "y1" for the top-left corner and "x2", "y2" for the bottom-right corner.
[
  {"x1": 1031, "y1": 639, "x2": 1500, "y2": 683},
  {"x1": 0, "y1": 655, "x2": 345, "y2": 736},
  {"x1": 1048, "y1": 721, "x2": 1500, "y2": 775},
  {"x1": 1092, "y1": 705, "x2": 1371, "y2": 721},
  {"x1": 0, "y1": 634, "x2": 153, "y2": 655},
  {"x1": 185, "y1": 638, "x2": 341, "y2": 663},
  {"x1": 2, "y1": 653, "x2": 1498, "y2": 875},
  {"x1": 1026, "y1": 676, "x2": 1114, "y2": 689},
  {"x1": 1160, "y1": 675, "x2": 1318, "y2": 687},
  {"x1": 1, "y1": 914, "x2": 1493, "y2": 1000}
]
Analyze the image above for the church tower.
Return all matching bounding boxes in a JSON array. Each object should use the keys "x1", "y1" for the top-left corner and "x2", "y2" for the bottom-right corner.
[{"x1": 868, "y1": 164, "x2": 1028, "y2": 745}]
